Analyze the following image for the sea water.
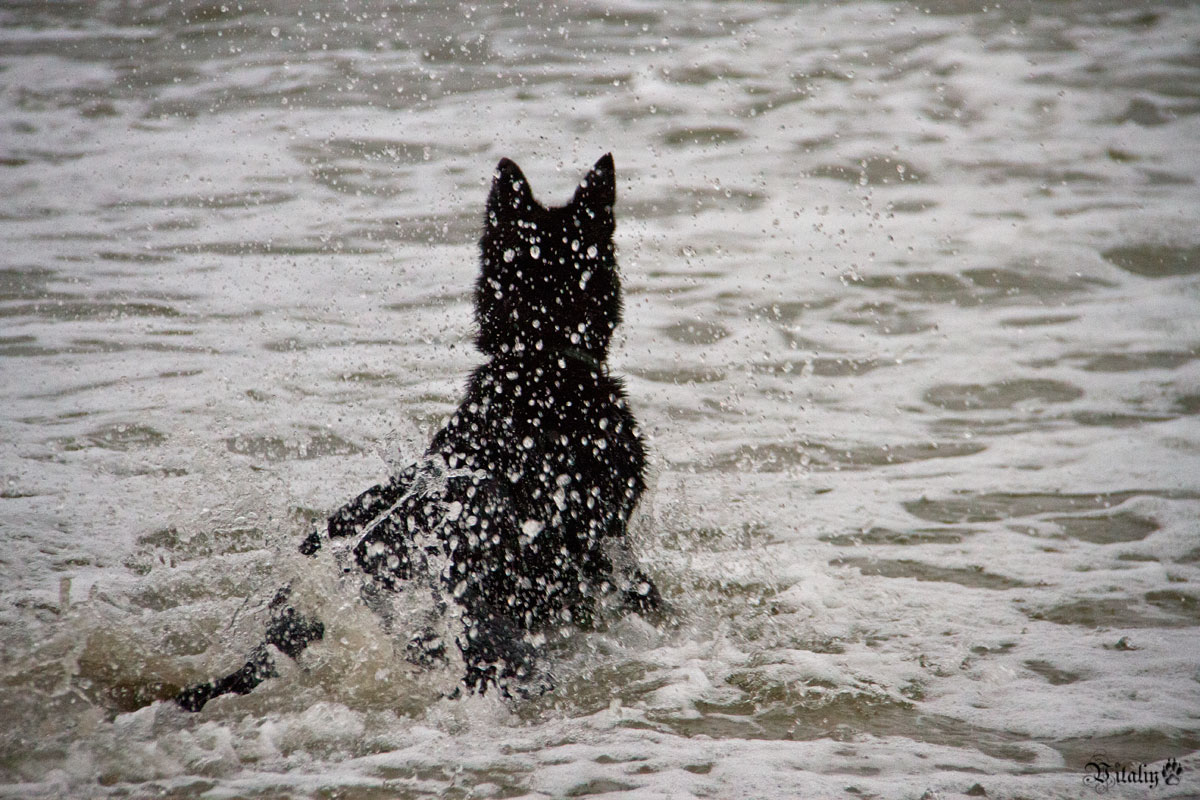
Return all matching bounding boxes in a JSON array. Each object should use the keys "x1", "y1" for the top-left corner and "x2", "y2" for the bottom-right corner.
[{"x1": 1, "y1": 1, "x2": 1198, "y2": 797}]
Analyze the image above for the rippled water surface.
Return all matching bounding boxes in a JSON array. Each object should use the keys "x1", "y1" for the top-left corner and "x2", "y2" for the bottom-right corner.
[{"x1": 3, "y1": 1, "x2": 1200, "y2": 798}]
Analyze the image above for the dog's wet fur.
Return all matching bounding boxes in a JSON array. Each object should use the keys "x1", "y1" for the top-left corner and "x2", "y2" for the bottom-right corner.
[{"x1": 177, "y1": 154, "x2": 659, "y2": 711}]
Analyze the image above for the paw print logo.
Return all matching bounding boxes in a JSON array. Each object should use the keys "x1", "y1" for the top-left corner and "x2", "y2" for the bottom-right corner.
[{"x1": 1161, "y1": 757, "x2": 1184, "y2": 786}]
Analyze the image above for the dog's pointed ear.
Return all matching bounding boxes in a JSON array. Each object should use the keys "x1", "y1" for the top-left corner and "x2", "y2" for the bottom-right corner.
[
  {"x1": 572, "y1": 153, "x2": 615, "y2": 221},
  {"x1": 487, "y1": 158, "x2": 535, "y2": 226}
]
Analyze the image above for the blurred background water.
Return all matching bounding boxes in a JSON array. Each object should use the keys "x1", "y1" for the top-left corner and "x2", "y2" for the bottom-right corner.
[{"x1": 2, "y1": 1, "x2": 1199, "y2": 797}]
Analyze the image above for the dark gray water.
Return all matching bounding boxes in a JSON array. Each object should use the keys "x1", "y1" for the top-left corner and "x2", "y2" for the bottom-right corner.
[{"x1": 2, "y1": 1, "x2": 1199, "y2": 797}]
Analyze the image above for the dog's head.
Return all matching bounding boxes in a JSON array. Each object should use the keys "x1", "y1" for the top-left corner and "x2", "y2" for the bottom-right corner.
[{"x1": 475, "y1": 154, "x2": 621, "y2": 361}]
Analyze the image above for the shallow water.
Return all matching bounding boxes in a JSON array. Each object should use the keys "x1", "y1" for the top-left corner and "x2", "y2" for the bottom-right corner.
[{"x1": 2, "y1": 1, "x2": 1200, "y2": 797}]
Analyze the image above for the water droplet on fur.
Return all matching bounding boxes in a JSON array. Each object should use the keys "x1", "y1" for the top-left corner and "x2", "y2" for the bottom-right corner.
[
  {"x1": 503, "y1": 248, "x2": 515, "y2": 262},
  {"x1": 521, "y1": 519, "x2": 544, "y2": 540}
]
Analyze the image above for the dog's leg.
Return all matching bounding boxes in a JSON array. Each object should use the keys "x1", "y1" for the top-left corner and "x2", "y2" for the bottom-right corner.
[
  {"x1": 175, "y1": 593, "x2": 325, "y2": 712},
  {"x1": 175, "y1": 644, "x2": 276, "y2": 712},
  {"x1": 457, "y1": 613, "x2": 548, "y2": 698},
  {"x1": 351, "y1": 513, "x2": 415, "y2": 591},
  {"x1": 300, "y1": 466, "x2": 416, "y2": 556}
]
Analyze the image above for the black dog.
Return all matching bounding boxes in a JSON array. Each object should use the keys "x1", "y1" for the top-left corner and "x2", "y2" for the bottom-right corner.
[{"x1": 177, "y1": 154, "x2": 659, "y2": 711}]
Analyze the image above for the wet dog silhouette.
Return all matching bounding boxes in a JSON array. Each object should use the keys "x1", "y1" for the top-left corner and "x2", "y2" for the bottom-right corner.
[{"x1": 177, "y1": 154, "x2": 659, "y2": 711}]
